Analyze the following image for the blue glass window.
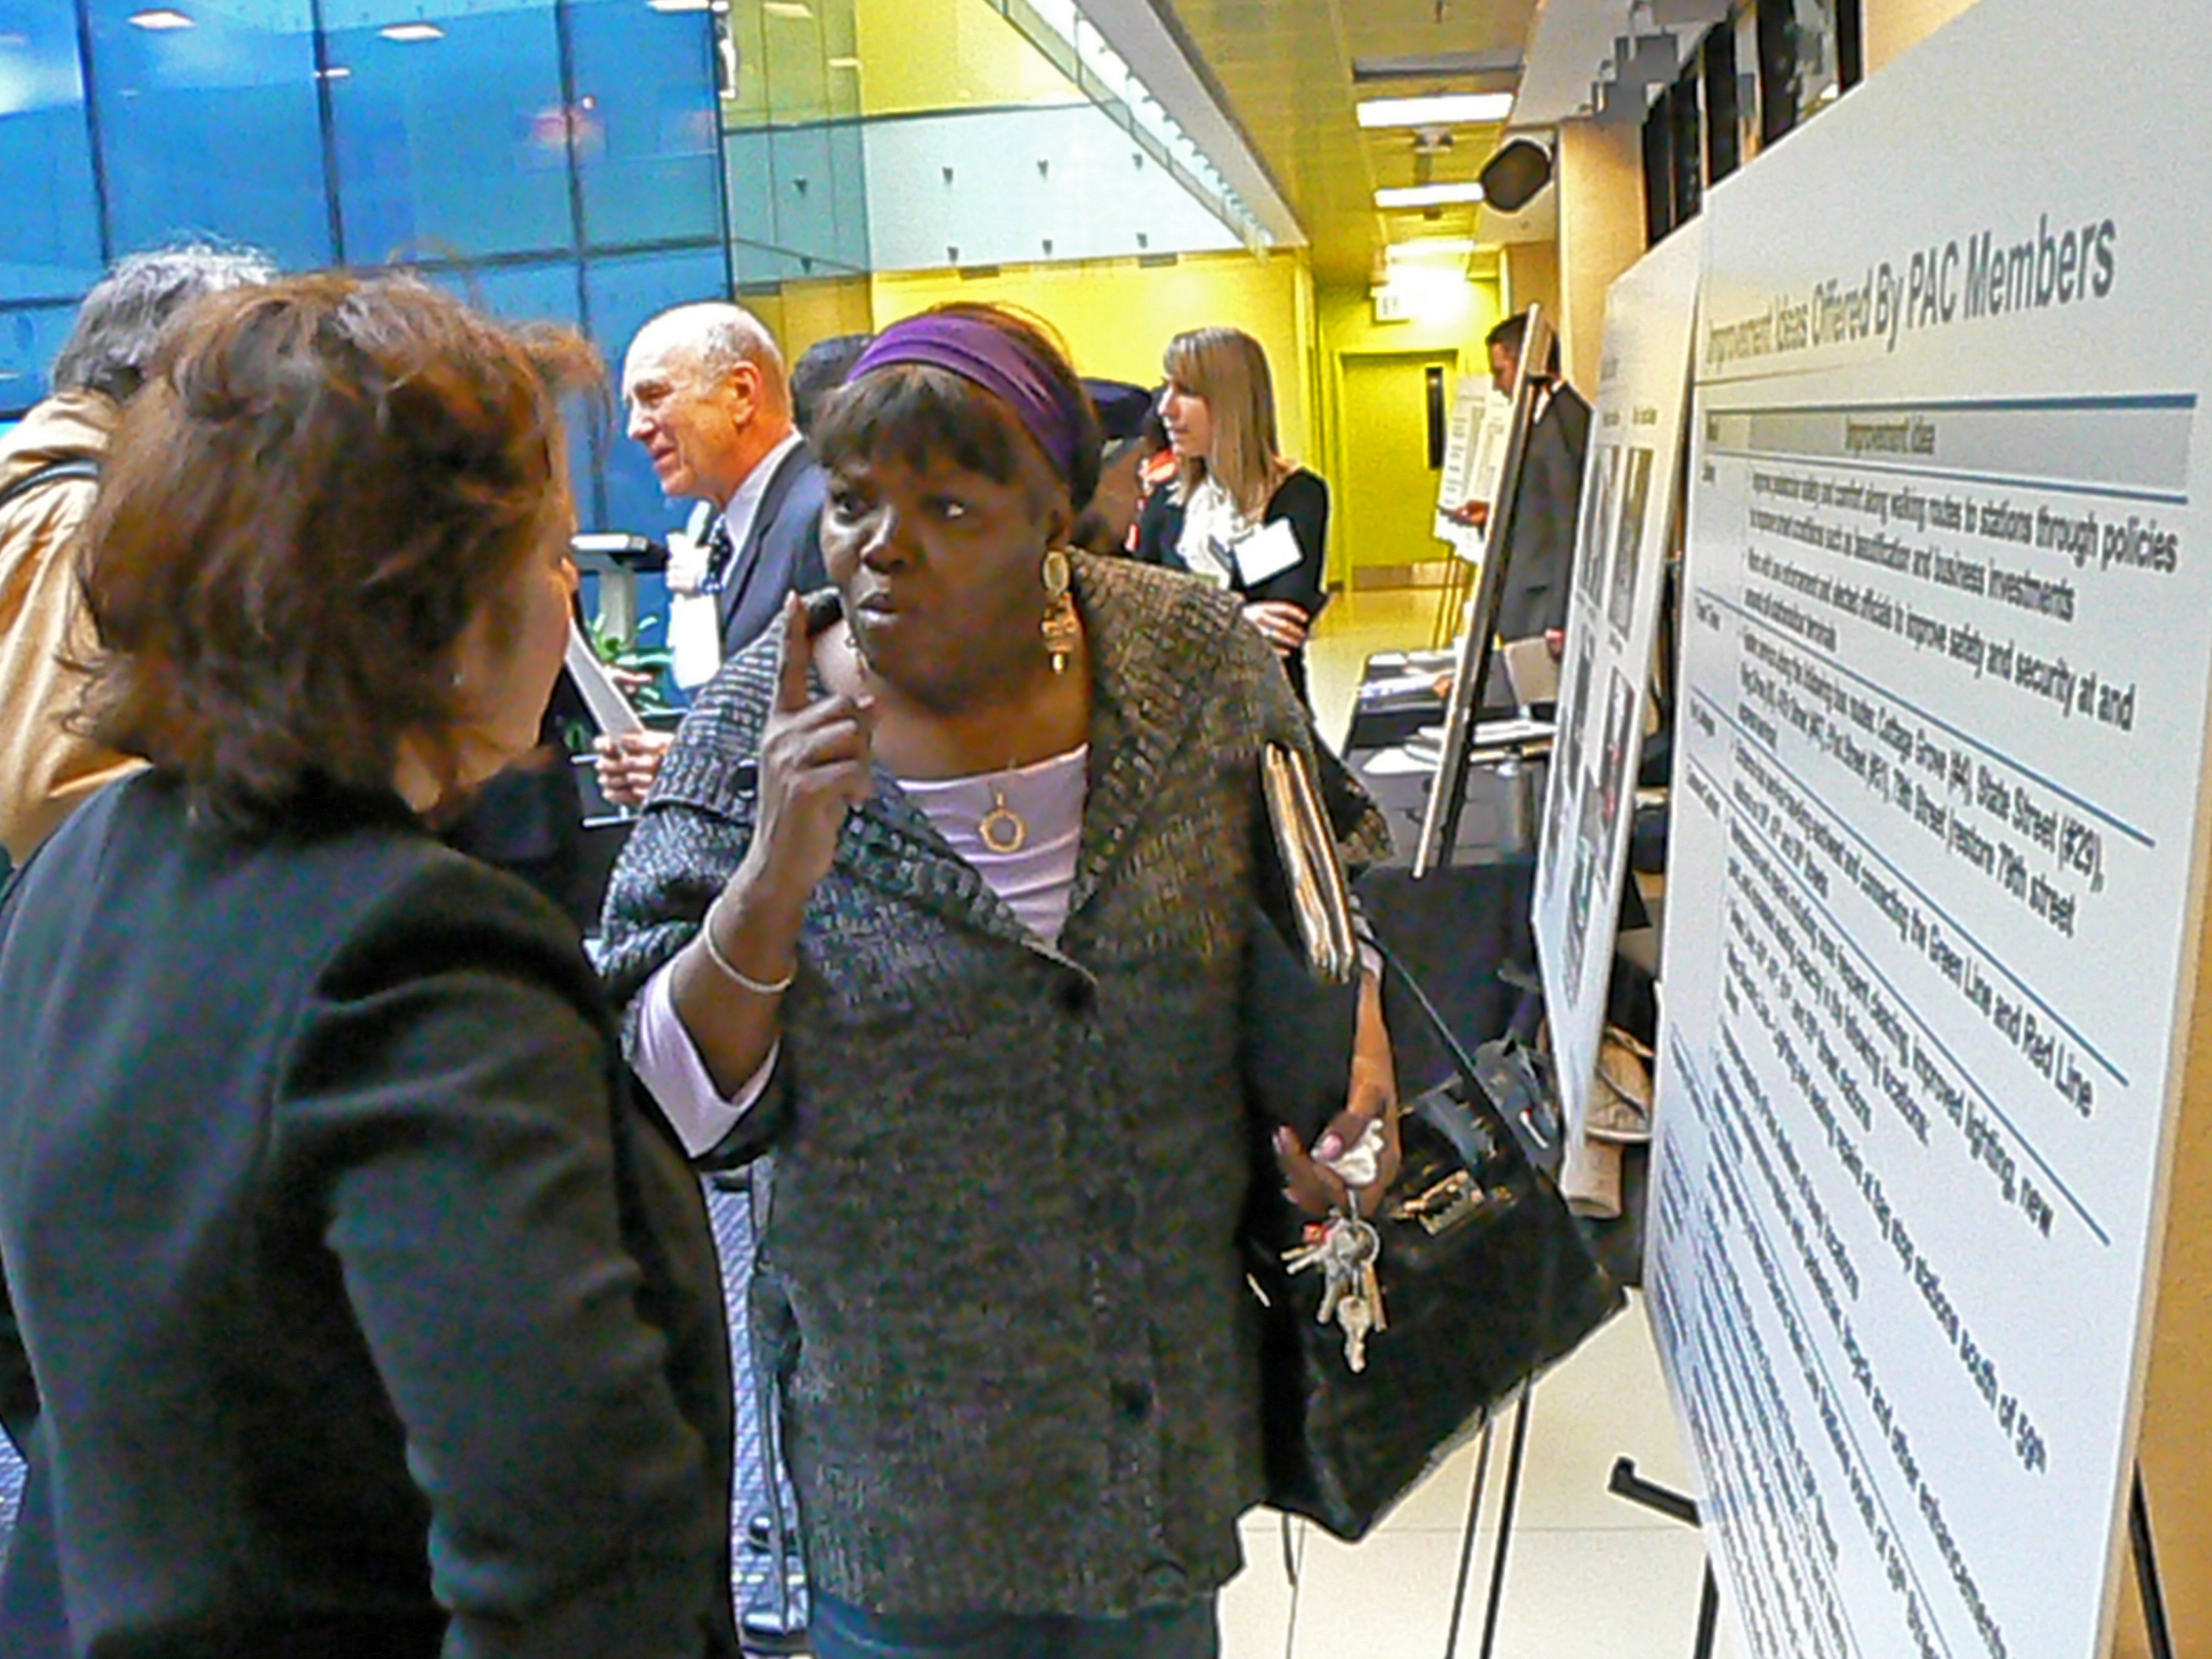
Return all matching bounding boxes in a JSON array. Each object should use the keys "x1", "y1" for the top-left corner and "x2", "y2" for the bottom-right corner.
[
  {"x1": 83, "y1": 0, "x2": 331, "y2": 271},
  {"x1": 566, "y1": 0, "x2": 718, "y2": 252},
  {"x1": 0, "y1": 0, "x2": 104, "y2": 300},
  {"x1": 0, "y1": 302, "x2": 76, "y2": 415},
  {"x1": 324, "y1": 0, "x2": 570, "y2": 265}
]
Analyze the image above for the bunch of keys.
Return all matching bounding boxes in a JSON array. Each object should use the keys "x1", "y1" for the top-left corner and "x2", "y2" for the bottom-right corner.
[{"x1": 1284, "y1": 1211, "x2": 1387, "y2": 1372}]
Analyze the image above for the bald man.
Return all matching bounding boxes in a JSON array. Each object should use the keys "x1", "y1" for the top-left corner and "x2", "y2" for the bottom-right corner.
[{"x1": 595, "y1": 302, "x2": 826, "y2": 808}]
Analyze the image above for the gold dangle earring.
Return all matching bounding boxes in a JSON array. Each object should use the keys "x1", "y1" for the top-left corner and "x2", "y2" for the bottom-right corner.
[{"x1": 1040, "y1": 548, "x2": 1079, "y2": 675}]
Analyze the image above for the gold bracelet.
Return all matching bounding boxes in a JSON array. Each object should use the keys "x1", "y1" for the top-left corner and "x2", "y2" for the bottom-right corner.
[{"x1": 698, "y1": 892, "x2": 797, "y2": 995}]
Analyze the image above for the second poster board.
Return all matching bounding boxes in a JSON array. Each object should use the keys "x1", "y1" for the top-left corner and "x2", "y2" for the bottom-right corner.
[{"x1": 1534, "y1": 228, "x2": 1700, "y2": 1144}]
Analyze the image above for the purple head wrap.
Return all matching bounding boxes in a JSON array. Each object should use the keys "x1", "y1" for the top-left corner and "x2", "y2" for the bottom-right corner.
[{"x1": 847, "y1": 313, "x2": 1087, "y2": 487}]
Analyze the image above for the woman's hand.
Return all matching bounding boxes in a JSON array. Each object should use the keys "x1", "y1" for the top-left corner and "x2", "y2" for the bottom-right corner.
[
  {"x1": 1273, "y1": 971, "x2": 1401, "y2": 1216},
  {"x1": 1242, "y1": 601, "x2": 1311, "y2": 657},
  {"x1": 745, "y1": 595, "x2": 876, "y2": 901}
]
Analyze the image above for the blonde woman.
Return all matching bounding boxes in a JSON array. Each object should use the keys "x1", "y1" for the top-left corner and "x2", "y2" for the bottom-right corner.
[{"x1": 1136, "y1": 325, "x2": 1329, "y2": 705}]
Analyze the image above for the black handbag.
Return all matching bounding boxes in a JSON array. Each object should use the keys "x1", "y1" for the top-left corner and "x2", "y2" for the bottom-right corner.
[{"x1": 1241, "y1": 745, "x2": 1624, "y2": 1542}]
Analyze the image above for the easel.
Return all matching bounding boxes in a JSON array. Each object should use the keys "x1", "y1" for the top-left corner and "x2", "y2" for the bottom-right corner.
[
  {"x1": 1415, "y1": 304, "x2": 1557, "y2": 880},
  {"x1": 1597, "y1": 1458, "x2": 2174, "y2": 1659}
]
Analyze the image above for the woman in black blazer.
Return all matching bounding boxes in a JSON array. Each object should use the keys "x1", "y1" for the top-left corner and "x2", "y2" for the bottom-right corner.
[
  {"x1": 1135, "y1": 325, "x2": 1330, "y2": 705},
  {"x1": 0, "y1": 276, "x2": 736, "y2": 1657}
]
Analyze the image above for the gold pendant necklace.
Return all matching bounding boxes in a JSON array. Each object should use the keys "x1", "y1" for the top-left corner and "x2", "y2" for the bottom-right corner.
[{"x1": 978, "y1": 770, "x2": 1028, "y2": 855}]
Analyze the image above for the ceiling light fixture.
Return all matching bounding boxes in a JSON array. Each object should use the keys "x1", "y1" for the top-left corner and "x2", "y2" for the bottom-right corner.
[
  {"x1": 126, "y1": 8, "x2": 195, "y2": 28},
  {"x1": 826, "y1": 55, "x2": 859, "y2": 68},
  {"x1": 1375, "y1": 181, "x2": 1485, "y2": 209},
  {"x1": 1356, "y1": 91, "x2": 1514, "y2": 130},
  {"x1": 760, "y1": 0, "x2": 811, "y2": 16},
  {"x1": 1386, "y1": 236, "x2": 1478, "y2": 262},
  {"x1": 317, "y1": 62, "x2": 352, "y2": 77},
  {"x1": 378, "y1": 20, "x2": 444, "y2": 41},
  {"x1": 646, "y1": 0, "x2": 712, "y2": 12}
]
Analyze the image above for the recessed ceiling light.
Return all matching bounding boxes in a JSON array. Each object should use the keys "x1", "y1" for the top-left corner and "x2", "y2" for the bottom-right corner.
[
  {"x1": 646, "y1": 0, "x2": 710, "y2": 12},
  {"x1": 1386, "y1": 236, "x2": 1478, "y2": 261},
  {"x1": 379, "y1": 20, "x2": 444, "y2": 41},
  {"x1": 1356, "y1": 92, "x2": 1514, "y2": 130},
  {"x1": 126, "y1": 8, "x2": 195, "y2": 29},
  {"x1": 761, "y1": 0, "x2": 811, "y2": 16},
  {"x1": 826, "y1": 55, "x2": 859, "y2": 68},
  {"x1": 1375, "y1": 182, "x2": 1485, "y2": 209},
  {"x1": 317, "y1": 62, "x2": 351, "y2": 77}
]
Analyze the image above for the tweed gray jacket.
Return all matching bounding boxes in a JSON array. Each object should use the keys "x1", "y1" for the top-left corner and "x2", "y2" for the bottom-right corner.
[{"x1": 596, "y1": 554, "x2": 1386, "y2": 1617}]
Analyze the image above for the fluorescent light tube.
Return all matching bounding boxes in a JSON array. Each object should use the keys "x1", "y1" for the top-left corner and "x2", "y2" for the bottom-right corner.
[
  {"x1": 1375, "y1": 182, "x2": 1486, "y2": 209},
  {"x1": 1357, "y1": 92, "x2": 1514, "y2": 129}
]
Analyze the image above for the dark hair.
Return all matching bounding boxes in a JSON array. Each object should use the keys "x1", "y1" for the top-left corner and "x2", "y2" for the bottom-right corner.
[
  {"x1": 789, "y1": 331, "x2": 873, "y2": 440},
  {"x1": 51, "y1": 243, "x2": 277, "y2": 404},
  {"x1": 814, "y1": 304, "x2": 1102, "y2": 512},
  {"x1": 78, "y1": 272, "x2": 601, "y2": 831},
  {"x1": 1485, "y1": 313, "x2": 1528, "y2": 356},
  {"x1": 1485, "y1": 311, "x2": 1560, "y2": 377}
]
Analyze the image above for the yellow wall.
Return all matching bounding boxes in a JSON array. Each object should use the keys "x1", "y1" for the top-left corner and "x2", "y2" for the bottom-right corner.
[
  {"x1": 1313, "y1": 275, "x2": 1501, "y2": 578},
  {"x1": 866, "y1": 250, "x2": 1320, "y2": 465},
  {"x1": 853, "y1": 0, "x2": 1082, "y2": 119},
  {"x1": 1863, "y1": 0, "x2": 1984, "y2": 75},
  {"x1": 746, "y1": 276, "x2": 876, "y2": 362}
]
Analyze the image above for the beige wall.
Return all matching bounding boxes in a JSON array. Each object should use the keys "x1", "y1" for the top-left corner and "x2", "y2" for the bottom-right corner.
[
  {"x1": 1863, "y1": 0, "x2": 1985, "y2": 75},
  {"x1": 1501, "y1": 242, "x2": 1559, "y2": 336},
  {"x1": 1552, "y1": 119, "x2": 1646, "y2": 396}
]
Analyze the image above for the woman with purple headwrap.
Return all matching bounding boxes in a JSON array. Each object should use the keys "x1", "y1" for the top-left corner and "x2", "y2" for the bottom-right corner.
[{"x1": 595, "y1": 303, "x2": 1398, "y2": 1659}]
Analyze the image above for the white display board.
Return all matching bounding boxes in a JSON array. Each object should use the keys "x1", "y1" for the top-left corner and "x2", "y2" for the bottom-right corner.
[
  {"x1": 1434, "y1": 380, "x2": 1513, "y2": 562},
  {"x1": 1648, "y1": 4, "x2": 2212, "y2": 1657},
  {"x1": 1535, "y1": 229, "x2": 1700, "y2": 1142}
]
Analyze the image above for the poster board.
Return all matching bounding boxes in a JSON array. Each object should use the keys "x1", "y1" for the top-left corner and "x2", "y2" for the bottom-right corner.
[
  {"x1": 1533, "y1": 227, "x2": 1700, "y2": 1143},
  {"x1": 1415, "y1": 306, "x2": 1555, "y2": 877},
  {"x1": 1648, "y1": 4, "x2": 2212, "y2": 1657},
  {"x1": 1434, "y1": 385, "x2": 1516, "y2": 562}
]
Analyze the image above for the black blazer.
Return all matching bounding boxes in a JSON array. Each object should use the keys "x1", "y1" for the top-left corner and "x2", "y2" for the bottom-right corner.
[
  {"x1": 717, "y1": 441, "x2": 829, "y2": 660},
  {"x1": 1133, "y1": 467, "x2": 1330, "y2": 702},
  {"x1": 1493, "y1": 382, "x2": 1593, "y2": 643},
  {"x1": 0, "y1": 775, "x2": 736, "y2": 1658}
]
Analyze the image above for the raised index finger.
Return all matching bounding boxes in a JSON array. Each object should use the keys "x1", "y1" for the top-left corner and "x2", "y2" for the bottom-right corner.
[{"x1": 774, "y1": 591, "x2": 814, "y2": 715}]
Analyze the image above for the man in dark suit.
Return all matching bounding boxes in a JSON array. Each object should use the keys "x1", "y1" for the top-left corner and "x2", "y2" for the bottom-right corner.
[
  {"x1": 1487, "y1": 311, "x2": 1593, "y2": 646},
  {"x1": 595, "y1": 303, "x2": 826, "y2": 810}
]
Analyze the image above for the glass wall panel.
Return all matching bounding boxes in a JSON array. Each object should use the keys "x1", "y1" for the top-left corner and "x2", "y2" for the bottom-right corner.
[
  {"x1": 0, "y1": 0, "x2": 104, "y2": 299},
  {"x1": 0, "y1": 301, "x2": 76, "y2": 416},
  {"x1": 583, "y1": 243, "x2": 728, "y2": 537},
  {"x1": 84, "y1": 0, "x2": 330, "y2": 270},
  {"x1": 324, "y1": 0, "x2": 570, "y2": 264},
  {"x1": 567, "y1": 0, "x2": 719, "y2": 251}
]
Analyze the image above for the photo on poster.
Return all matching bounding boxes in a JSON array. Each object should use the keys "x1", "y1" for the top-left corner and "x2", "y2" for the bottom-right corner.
[
  {"x1": 1598, "y1": 665, "x2": 1636, "y2": 837},
  {"x1": 1607, "y1": 445, "x2": 1654, "y2": 638},
  {"x1": 1573, "y1": 442, "x2": 1618, "y2": 606},
  {"x1": 1564, "y1": 770, "x2": 1608, "y2": 997},
  {"x1": 1538, "y1": 646, "x2": 1595, "y2": 910}
]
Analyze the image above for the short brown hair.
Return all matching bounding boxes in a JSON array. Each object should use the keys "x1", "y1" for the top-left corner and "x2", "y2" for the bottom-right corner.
[
  {"x1": 1163, "y1": 325, "x2": 1288, "y2": 522},
  {"x1": 78, "y1": 272, "x2": 601, "y2": 831},
  {"x1": 814, "y1": 303, "x2": 1102, "y2": 512}
]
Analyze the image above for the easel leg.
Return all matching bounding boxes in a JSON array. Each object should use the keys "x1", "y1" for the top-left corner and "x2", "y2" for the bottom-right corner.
[
  {"x1": 1693, "y1": 1566, "x2": 1719, "y2": 1659},
  {"x1": 2132, "y1": 1463, "x2": 2174, "y2": 1659},
  {"x1": 1475, "y1": 1381, "x2": 1536, "y2": 1659},
  {"x1": 1442, "y1": 1416, "x2": 1500, "y2": 1659}
]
